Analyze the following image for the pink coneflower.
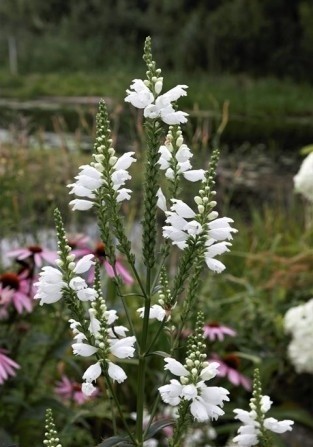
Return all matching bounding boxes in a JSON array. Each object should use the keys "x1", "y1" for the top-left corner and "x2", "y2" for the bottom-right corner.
[
  {"x1": 0, "y1": 349, "x2": 20, "y2": 384},
  {"x1": 7, "y1": 245, "x2": 57, "y2": 267},
  {"x1": 210, "y1": 353, "x2": 251, "y2": 391},
  {"x1": 55, "y1": 375, "x2": 97, "y2": 404},
  {"x1": 67, "y1": 234, "x2": 91, "y2": 257},
  {"x1": 0, "y1": 272, "x2": 33, "y2": 314},
  {"x1": 203, "y1": 322, "x2": 237, "y2": 341}
]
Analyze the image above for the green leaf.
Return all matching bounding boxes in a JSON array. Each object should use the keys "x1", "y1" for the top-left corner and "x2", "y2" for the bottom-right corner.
[
  {"x1": 145, "y1": 419, "x2": 175, "y2": 439},
  {"x1": 96, "y1": 436, "x2": 133, "y2": 446},
  {"x1": 300, "y1": 144, "x2": 313, "y2": 155},
  {"x1": 148, "y1": 351, "x2": 170, "y2": 358}
]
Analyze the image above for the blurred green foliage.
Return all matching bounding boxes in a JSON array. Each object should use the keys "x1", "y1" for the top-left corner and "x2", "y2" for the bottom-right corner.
[{"x1": 1, "y1": 0, "x2": 313, "y2": 80}]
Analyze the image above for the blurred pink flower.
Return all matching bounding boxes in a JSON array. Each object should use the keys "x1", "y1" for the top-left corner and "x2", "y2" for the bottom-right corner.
[
  {"x1": 203, "y1": 322, "x2": 237, "y2": 341},
  {"x1": 7, "y1": 245, "x2": 57, "y2": 267},
  {"x1": 0, "y1": 349, "x2": 20, "y2": 384},
  {"x1": 210, "y1": 353, "x2": 251, "y2": 391},
  {"x1": 0, "y1": 272, "x2": 33, "y2": 314},
  {"x1": 67, "y1": 234, "x2": 91, "y2": 257},
  {"x1": 55, "y1": 375, "x2": 97, "y2": 404}
]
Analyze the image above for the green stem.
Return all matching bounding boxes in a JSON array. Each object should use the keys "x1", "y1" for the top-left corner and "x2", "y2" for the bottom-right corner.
[
  {"x1": 135, "y1": 268, "x2": 151, "y2": 445},
  {"x1": 104, "y1": 373, "x2": 136, "y2": 444}
]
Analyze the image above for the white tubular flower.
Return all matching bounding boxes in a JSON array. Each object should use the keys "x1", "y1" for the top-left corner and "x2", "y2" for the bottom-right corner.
[
  {"x1": 137, "y1": 304, "x2": 166, "y2": 322},
  {"x1": 263, "y1": 417, "x2": 293, "y2": 434},
  {"x1": 109, "y1": 336, "x2": 136, "y2": 359},
  {"x1": 125, "y1": 79, "x2": 154, "y2": 108},
  {"x1": 74, "y1": 254, "x2": 95, "y2": 274},
  {"x1": 294, "y1": 152, "x2": 313, "y2": 202},
  {"x1": 125, "y1": 77, "x2": 189, "y2": 125},
  {"x1": 159, "y1": 379, "x2": 183, "y2": 406},
  {"x1": 108, "y1": 361, "x2": 127, "y2": 383},
  {"x1": 77, "y1": 287, "x2": 97, "y2": 302},
  {"x1": 116, "y1": 188, "x2": 132, "y2": 203},
  {"x1": 208, "y1": 217, "x2": 237, "y2": 241},
  {"x1": 164, "y1": 358, "x2": 189, "y2": 376},
  {"x1": 83, "y1": 361, "x2": 102, "y2": 382},
  {"x1": 68, "y1": 165, "x2": 103, "y2": 211},
  {"x1": 34, "y1": 266, "x2": 65, "y2": 305},
  {"x1": 72, "y1": 342, "x2": 98, "y2": 357},
  {"x1": 82, "y1": 382, "x2": 97, "y2": 396},
  {"x1": 69, "y1": 277, "x2": 87, "y2": 291},
  {"x1": 69, "y1": 199, "x2": 94, "y2": 211},
  {"x1": 157, "y1": 187, "x2": 167, "y2": 212}
]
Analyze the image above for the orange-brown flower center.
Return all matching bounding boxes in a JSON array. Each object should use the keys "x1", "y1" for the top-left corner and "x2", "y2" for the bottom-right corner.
[
  {"x1": 0, "y1": 272, "x2": 20, "y2": 290},
  {"x1": 223, "y1": 353, "x2": 240, "y2": 370},
  {"x1": 28, "y1": 245, "x2": 43, "y2": 254},
  {"x1": 95, "y1": 242, "x2": 106, "y2": 258}
]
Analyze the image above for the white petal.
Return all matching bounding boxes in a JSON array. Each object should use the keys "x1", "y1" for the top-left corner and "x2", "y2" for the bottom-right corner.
[
  {"x1": 74, "y1": 254, "x2": 95, "y2": 274},
  {"x1": 200, "y1": 362, "x2": 220, "y2": 380},
  {"x1": 82, "y1": 382, "x2": 97, "y2": 396},
  {"x1": 116, "y1": 188, "x2": 132, "y2": 202},
  {"x1": 83, "y1": 362, "x2": 102, "y2": 382},
  {"x1": 181, "y1": 384, "x2": 198, "y2": 400},
  {"x1": 72, "y1": 343, "x2": 98, "y2": 357},
  {"x1": 260, "y1": 395, "x2": 272, "y2": 413},
  {"x1": 69, "y1": 199, "x2": 94, "y2": 211},
  {"x1": 115, "y1": 152, "x2": 136, "y2": 171},
  {"x1": 68, "y1": 183, "x2": 95, "y2": 198},
  {"x1": 108, "y1": 362, "x2": 127, "y2": 383},
  {"x1": 164, "y1": 358, "x2": 188, "y2": 376},
  {"x1": 183, "y1": 169, "x2": 206, "y2": 182},
  {"x1": 176, "y1": 144, "x2": 192, "y2": 163},
  {"x1": 264, "y1": 417, "x2": 294, "y2": 434},
  {"x1": 77, "y1": 287, "x2": 97, "y2": 301},
  {"x1": 171, "y1": 199, "x2": 195, "y2": 218},
  {"x1": 69, "y1": 277, "x2": 87, "y2": 291},
  {"x1": 157, "y1": 188, "x2": 167, "y2": 212},
  {"x1": 109, "y1": 336, "x2": 136, "y2": 359},
  {"x1": 190, "y1": 399, "x2": 210, "y2": 422},
  {"x1": 204, "y1": 257, "x2": 226, "y2": 273}
]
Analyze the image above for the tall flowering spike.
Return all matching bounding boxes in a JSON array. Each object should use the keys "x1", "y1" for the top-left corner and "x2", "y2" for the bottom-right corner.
[
  {"x1": 157, "y1": 125, "x2": 205, "y2": 199},
  {"x1": 160, "y1": 313, "x2": 229, "y2": 429},
  {"x1": 125, "y1": 36, "x2": 188, "y2": 125},
  {"x1": 43, "y1": 409, "x2": 62, "y2": 447},
  {"x1": 233, "y1": 369, "x2": 294, "y2": 447},
  {"x1": 35, "y1": 209, "x2": 97, "y2": 306}
]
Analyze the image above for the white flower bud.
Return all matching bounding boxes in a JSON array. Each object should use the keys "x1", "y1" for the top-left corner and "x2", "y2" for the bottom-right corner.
[
  {"x1": 109, "y1": 156, "x2": 118, "y2": 166},
  {"x1": 155, "y1": 79, "x2": 163, "y2": 95},
  {"x1": 108, "y1": 147, "x2": 115, "y2": 155},
  {"x1": 198, "y1": 205, "x2": 205, "y2": 214},
  {"x1": 186, "y1": 359, "x2": 193, "y2": 367},
  {"x1": 209, "y1": 200, "x2": 217, "y2": 207},
  {"x1": 56, "y1": 259, "x2": 63, "y2": 267},
  {"x1": 191, "y1": 368, "x2": 198, "y2": 375},
  {"x1": 68, "y1": 262, "x2": 75, "y2": 270},
  {"x1": 194, "y1": 196, "x2": 202, "y2": 205},
  {"x1": 176, "y1": 135, "x2": 184, "y2": 147}
]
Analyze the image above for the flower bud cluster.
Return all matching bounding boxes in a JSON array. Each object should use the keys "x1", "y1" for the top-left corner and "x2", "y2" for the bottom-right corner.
[{"x1": 43, "y1": 409, "x2": 62, "y2": 447}]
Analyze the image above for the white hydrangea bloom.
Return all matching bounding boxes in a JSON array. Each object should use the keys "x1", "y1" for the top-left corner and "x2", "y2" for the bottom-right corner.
[
  {"x1": 284, "y1": 298, "x2": 313, "y2": 373},
  {"x1": 294, "y1": 152, "x2": 313, "y2": 202}
]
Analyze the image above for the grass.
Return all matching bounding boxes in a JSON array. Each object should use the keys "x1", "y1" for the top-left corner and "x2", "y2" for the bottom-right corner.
[{"x1": 1, "y1": 69, "x2": 313, "y2": 119}]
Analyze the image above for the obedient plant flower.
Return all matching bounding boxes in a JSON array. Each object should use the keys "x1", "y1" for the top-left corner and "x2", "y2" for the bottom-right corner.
[
  {"x1": 70, "y1": 289, "x2": 136, "y2": 395},
  {"x1": 0, "y1": 271, "x2": 33, "y2": 314},
  {"x1": 0, "y1": 348, "x2": 20, "y2": 384},
  {"x1": 158, "y1": 127, "x2": 205, "y2": 182},
  {"x1": 163, "y1": 198, "x2": 236, "y2": 272},
  {"x1": 284, "y1": 298, "x2": 313, "y2": 373},
  {"x1": 7, "y1": 244, "x2": 57, "y2": 267},
  {"x1": 159, "y1": 313, "x2": 229, "y2": 425},
  {"x1": 34, "y1": 232, "x2": 97, "y2": 306},
  {"x1": 210, "y1": 353, "x2": 251, "y2": 391},
  {"x1": 233, "y1": 369, "x2": 293, "y2": 447},
  {"x1": 203, "y1": 322, "x2": 237, "y2": 341},
  {"x1": 293, "y1": 151, "x2": 313, "y2": 202},
  {"x1": 125, "y1": 40, "x2": 188, "y2": 125}
]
